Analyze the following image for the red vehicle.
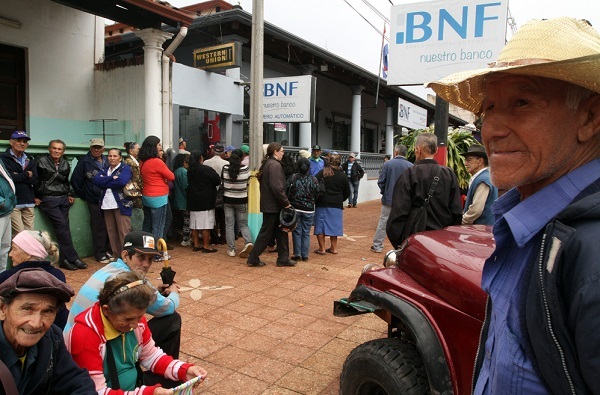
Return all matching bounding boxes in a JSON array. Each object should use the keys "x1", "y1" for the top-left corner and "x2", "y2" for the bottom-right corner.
[{"x1": 335, "y1": 225, "x2": 494, "y2": 395}]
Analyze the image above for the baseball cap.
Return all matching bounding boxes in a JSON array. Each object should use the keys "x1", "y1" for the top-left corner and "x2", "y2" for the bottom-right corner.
[
  {"x1": 312, "y1": 145, "x2": 321, "y2": 151},
  {"x1": 90, "y1": 138, "x2": 105, "y2": 147},
  {"x1": 213, "y1": 143, "x2": 224, "y2": 154},
  {"x1": 298, "y1": 150, "x2": 310, "y2": 159},
  {"x1": 10, "y1": 131, "x2": 31, "y2": 141},
  {"x1": 225, "y1": 145, "x2": 236, "y2": 153},
  {"x1": 240, "y1": 144, "x2": 250, "y2": 154},
  {"x1": 123, "y1": 231, "x2": 159, "y2": 255},
  {"x1": 0, "y1": 268, "x2": 74, "y2": 304},
  {"x1": 322, "y1": 149, "x2": 330, "y2": 156},
  {"x1": 349, "y1": 152, "x2": 356, "y2": 158},
  {"x1": 179, "y1": 137, "x2": 186, "y2": 144}
]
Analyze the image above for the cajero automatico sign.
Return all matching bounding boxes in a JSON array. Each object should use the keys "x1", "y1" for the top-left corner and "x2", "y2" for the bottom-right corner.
[
  {"x1": 397, "y1": 97, "x2": 427, "y2": 130},
  {"x1": 262, "y1": 75, "x2": 316, "y2": 123}
]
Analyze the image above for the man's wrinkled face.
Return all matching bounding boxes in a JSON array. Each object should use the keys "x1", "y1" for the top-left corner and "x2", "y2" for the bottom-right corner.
[
  {"x1": 48, "y1": 142, "x2": 65, "y2": 162},
  {"x1": 10, "y1": 138, "x2": 29, "y2": 156},
  {"x1": 312, "y1": 150, "x2": 321, "y2": 159},
  {"x1": 90, "y1": 145, "x2": 104, "y2": 159},
  {"x1": 481, "y1": 74, "x2": 588, "y2": 197},
  {"x1": 464, "y1": 155, "x2": 484, "y2": 176},
  {"x1": 0, "y1": 293, "x2": 57, "y2": 356}
]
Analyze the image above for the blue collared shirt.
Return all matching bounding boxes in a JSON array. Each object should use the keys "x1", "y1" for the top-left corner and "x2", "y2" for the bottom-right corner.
[{"x1": 475, "y1": 158, "x2": 600, "y2": 394}]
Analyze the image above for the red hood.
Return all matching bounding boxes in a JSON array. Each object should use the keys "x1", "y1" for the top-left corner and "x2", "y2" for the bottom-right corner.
[{"x1": 396, "y1": 225, "x2": 493, "y2": 320}]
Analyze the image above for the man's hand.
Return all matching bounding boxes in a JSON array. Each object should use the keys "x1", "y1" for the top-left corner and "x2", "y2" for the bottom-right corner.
[
  {"x1": 34, "y1": 198, "x2": 42, "y2": 206},
  {"x1": 158, "y1": 283, "x2": 180, "y2": 296},
  {"x1": 26, "y1": 170, "x2": 33, "y2": 178},
  {"x1": 68, "y1": 196, "x2": 75, "y2": 205}
]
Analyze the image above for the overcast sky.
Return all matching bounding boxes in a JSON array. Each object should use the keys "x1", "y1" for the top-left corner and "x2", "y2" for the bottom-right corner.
[{"x1": 168, "y1": 0, "x2": 600, "y2": 97}]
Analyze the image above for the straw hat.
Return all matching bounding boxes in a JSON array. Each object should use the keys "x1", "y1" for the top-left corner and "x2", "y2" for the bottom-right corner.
[{"x1": 426, "y1": 17, "x2": 600, "y2": 114}]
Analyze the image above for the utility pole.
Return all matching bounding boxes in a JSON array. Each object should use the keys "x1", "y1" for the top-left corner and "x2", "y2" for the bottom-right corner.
[{"x1": 247, "y1": 0, "x2": 264, "y2": 241}]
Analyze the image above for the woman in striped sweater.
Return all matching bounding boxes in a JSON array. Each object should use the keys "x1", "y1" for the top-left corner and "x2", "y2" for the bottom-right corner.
[{"x1": 222, "y1": 151, "x2": 253, "y2": 258}]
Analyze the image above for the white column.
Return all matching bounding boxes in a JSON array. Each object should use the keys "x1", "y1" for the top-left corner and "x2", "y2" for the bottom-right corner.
[
  {"x1": 135, "y1": 29, "x2": 173, "y2": 140},
  {"x1": 350, "y1": 85, "x2": 364, "y2": 154},
  {"x1": 386, "y1": 99, "x2": 395, "y2": 156},
  {"x1": 298, "y1": 66, "x2": 317, "y2": 149},
  {"x1": 299, "y1": 123, "x2": 311, "y2": 149}
]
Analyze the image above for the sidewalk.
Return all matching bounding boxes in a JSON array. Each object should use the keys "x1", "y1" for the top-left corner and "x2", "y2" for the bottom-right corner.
[{"x1": 65, "y1": 200, "x2": 389, "y2": 394}]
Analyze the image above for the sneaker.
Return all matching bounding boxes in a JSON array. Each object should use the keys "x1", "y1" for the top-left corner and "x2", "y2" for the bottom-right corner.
[
  {"x1": 97, "y1": 255, "x2": 111, "y2": 264},
  {"x1": 180, "y1": 240, "x2": 191, "y2": 247},
  {"x1": 239, "y1": 243, "x2": 254, "y2": 259},
  {"x1": 227, "y1": 249, "x2": 236, "y2": 257},
  {"x1": 154, "y1": 255, "x2": 165, "y2": 262},
  {"x1": 370, "y1": 246, "x2": 382, "y2": 253}
]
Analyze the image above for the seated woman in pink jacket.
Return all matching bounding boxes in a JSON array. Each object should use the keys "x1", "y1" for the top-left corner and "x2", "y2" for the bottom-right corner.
[{"x1": 65, "y1": 271, "x2": 206, "y2": 394}]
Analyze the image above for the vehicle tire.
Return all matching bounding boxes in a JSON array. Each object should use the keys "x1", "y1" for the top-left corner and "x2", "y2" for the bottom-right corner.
[{"x1": 339, "y1": 338, "x2": 430, "y2": 395}]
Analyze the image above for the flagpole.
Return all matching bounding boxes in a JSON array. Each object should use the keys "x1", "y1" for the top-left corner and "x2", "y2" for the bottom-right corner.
[{"x1": 375, "y1": 22, "x2": 387, "y2": 106}]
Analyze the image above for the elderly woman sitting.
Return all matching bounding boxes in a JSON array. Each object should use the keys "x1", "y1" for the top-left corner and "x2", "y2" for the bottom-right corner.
[
  {"x1": 0, "y1": 268, "x2": 96, "y2": 394},
  {"x1": 65, "y1": 271, "x2": 207, "y2": 394},
  {"x1": 0, "y1": 230, "x2": 71, "y2": 329}
]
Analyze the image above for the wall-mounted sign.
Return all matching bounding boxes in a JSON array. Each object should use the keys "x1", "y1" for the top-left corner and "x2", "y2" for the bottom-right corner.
[
  {"x1": 193, "y1": 42, "x2": 241, "y2": 70},
  {"x1": 262, "y1": 75, "x2": 316, "y2": 123},
  {"x1": 388, "y1": 0, "x2": 508, "y2": 85},
  {"x1": 397, "y1": 97, "x2": 427, "y2": 130}
]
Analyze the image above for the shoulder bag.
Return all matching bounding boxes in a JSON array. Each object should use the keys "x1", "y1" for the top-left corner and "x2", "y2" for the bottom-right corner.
[
  {"x1": 400, "y1": 166, "x2": 442, "y2": 243},
  {"x1": 215, "y1": 168, "x2": 225, "y2": 209},
  {"x1": 123, "y1": 179, "x2": 142, "y2": 198}
]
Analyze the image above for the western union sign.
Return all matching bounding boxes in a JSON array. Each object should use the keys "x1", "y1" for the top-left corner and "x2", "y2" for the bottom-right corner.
[{"x1": 193, "y1": 42, "x2": 241, "y2": 70}]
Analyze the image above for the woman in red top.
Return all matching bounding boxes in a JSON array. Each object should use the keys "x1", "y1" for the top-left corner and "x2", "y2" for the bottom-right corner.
[{"x1": 138, "y1": 136, "x2": 174, "y2": 244}]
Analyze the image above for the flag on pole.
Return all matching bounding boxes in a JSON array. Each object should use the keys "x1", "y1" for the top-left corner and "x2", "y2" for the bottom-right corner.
[{"x1": 382, "y1": 43, "x2": 389, "y2": 80}]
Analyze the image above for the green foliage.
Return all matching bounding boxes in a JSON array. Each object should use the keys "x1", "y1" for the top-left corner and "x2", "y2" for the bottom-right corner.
[{"x1": 398, "y1": 127, "x2": 479, "y2": 190}]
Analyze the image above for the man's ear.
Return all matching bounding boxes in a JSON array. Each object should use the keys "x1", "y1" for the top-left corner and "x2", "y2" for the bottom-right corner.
[
  {"x1": 577, "y1": 94, "x2": 600, "y2": 143},
  {"x1": 0, "y1": 304, "x2": 6, "y2": 320}
]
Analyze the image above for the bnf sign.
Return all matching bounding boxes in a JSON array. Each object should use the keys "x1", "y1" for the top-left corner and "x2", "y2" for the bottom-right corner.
[{"x1": 388, "y1": 0, "x2": 507, "y2": 85}]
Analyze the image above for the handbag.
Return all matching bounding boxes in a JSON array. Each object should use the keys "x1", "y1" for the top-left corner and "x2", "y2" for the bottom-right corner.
[
  {"x1": 123, "y1": 179, "x2": 142, "y2": 198},
  {"x1": 215, "y1": 168, "x2": 225, "y2": 209},
  {"x1": 400, "y1": 166, "x2": 442, "y2": 243}
]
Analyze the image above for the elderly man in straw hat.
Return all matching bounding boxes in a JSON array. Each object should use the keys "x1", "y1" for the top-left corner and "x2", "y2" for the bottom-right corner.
[
  {"x1": 427, "y1": 17, "x2": 600, "y2": 393},
  {"x1": 460, "y1": 144, "x2": 498, "y2": 225}
]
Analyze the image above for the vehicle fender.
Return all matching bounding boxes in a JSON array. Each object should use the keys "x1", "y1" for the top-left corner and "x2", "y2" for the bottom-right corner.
[{"x1": 349, "y1": 284, "x2": 453, "y2": 394}]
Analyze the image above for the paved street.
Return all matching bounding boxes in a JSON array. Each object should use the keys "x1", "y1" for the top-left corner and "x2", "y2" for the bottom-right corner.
[{"x1": 65, "y1": 199, "x2": 389, "y2": 394}]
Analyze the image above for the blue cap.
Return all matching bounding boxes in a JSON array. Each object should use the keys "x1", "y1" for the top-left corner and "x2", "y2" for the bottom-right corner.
[
  {"x1": 225, "y1": 145, "x2": 235, "y2": 152},
  {"x1": 322, "y1": 149, "x2": 330, "y2": 155},
  {"x1": 10, "y1": 131, "x2": 30, "y2": 141}
]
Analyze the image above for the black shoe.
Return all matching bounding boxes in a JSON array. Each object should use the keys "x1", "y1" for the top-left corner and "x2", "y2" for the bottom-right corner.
[
  {"x1": 60, "y1": 260, "x2": 78, "y2": 271},
  {"x1": 247, "y1": 261, "x2": 266, "y2": 267},
  {"x1": 302, "y1": 257, "x2": 309, "y2": 261},
  {"x1": 276, "y1": 260, "x2": 297, "y2": 267},
  {"x1": 193, "y1": 247, "x2": 203, "y2": 252},
  {"x1": 73, "y1": 259, "x2": 88, "y2": 269},
  {"x1": 290, "y1": 255, "x2": 301, "y2": 261}
]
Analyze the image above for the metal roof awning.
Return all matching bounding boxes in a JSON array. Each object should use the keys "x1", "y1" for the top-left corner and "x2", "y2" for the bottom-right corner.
[{"x1": 51, "y1": 0, "x2": 193, "y2": 29}]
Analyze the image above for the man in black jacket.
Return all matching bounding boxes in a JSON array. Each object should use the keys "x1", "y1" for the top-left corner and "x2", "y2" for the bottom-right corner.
[
  {"x1": 0, "y1": 131, "x2": 37, "y2": 235},
  {"x1": 70, "y1": 139, "x2": 111, "y2": 264},
  {"x1": 35, "y1": 140, "x2": 87, "y2": 271},
  {"x1": 386, "y1": 133, "x2": 462, "y2": 248},
  {"x1": 341, "y1": 153, "x2": 364, "y2": 208}
]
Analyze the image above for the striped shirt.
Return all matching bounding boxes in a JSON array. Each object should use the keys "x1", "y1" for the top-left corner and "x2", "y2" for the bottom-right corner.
[
  {"x1": 64, "y1": 259, "x2": 179, "y2": 333},
  {"x1": 222, "y1": 164, "x2": 250, "y2": 204}
]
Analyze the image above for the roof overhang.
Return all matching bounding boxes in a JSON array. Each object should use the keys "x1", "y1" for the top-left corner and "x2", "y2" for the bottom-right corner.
[{"x1": 51, "y1": 0, "x2": 193, "y2": 29}]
